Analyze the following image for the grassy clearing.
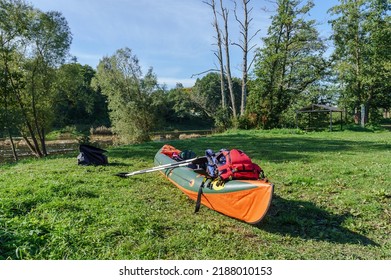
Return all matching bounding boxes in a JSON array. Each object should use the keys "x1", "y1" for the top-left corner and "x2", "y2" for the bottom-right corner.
[{"x1": 0, "y1": 129, "x2": 390, "y2": 260}]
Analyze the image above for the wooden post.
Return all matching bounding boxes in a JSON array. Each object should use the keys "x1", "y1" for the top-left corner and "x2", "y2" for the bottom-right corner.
[
  {"x1": 330, "y1": 111, "x2": 333, "y2": 131},
  {"x1": 361, "y1": 104, "x2": 365, "y2": 127},
  {"x1": 340, "y1": 111, "x2": 343, "y2": 130}
]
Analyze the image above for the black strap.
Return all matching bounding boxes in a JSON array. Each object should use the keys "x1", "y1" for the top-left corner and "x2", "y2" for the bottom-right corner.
[{"x1": 195, "y1": 178, "x2": 207, "y2": 213}]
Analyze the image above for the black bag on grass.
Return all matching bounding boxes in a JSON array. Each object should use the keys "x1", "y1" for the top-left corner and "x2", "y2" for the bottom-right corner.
[{"x1": 77, "y1": 144, "x2": 108, "y2": 165}]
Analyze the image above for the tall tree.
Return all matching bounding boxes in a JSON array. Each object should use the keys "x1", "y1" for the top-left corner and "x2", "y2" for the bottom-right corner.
[
  {"x1": 0, "y1": 0, "x2": 30, "y2": 160},
  {"x1": 93, "y1": 48, "x2": 158, "y2": 143},
  {"x1": 21, "y1": 9, "x2": 72, "y2": 156},
  {"x1": 367, "y1": 0, "x2": 391, "y2": 116},
  {"x1": 219, "y1": 0, "x2": 237, "y2": 119},
  {"x1": 329, "y1": 0, "x2": 390, "y2": 124},
  {"x1": 248, "y1": 0, "x2": 327, "y2": 128},
  {"x1": 1, "y1": 0, "x2": 72, "y2": 157}
]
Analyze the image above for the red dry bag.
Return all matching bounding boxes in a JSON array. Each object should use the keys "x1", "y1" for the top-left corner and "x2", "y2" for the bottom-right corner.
[{"x1": 217, "y1": 149, "x2": 263, "y2": 181}]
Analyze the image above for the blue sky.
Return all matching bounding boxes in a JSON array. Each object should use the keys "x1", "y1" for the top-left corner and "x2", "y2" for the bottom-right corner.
[{"x1": 29, "y1": 0, "x2": 339, "y2": 88}]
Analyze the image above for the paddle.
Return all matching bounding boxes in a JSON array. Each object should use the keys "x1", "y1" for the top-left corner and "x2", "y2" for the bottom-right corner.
[{"x1": 116, "y1": 156, "x2": 207, "y2": 178}]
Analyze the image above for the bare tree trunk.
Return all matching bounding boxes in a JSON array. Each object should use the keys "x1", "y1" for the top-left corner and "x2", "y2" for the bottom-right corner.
[
  {"x1": 22, "y1": 135, "x2": 40, "y2": 157},
  {"x1": 3, "y1": 94, "x2": 18, "y2": 161},
  {"x1": 241, "y1": 58, "x2": 248, "y2": 116},
  {"x1": 7, "y1": 64, "x2": 43, "y2": 157},
  {"x1": 31, "y1": 62, "x2": 49, "y2": 156},
  {"x1": 234, "y1": 0, "x2": 259, "y2": 116},
  {"x1": 240, "y1": 0, "x2": 249, "y2": 116},
  {"x1": 1, "y1": 66, "x2": 18, "y2": 161},
  {"x1": 8, "y1": 130, "x2": 18, "y2": 161},
  {"x1": 215, "y1": 19, "x2": 226, "y2": 110},
  {"x1": 220, "y1": 0, "x2": 237, "y2": 119},
  {"x1": 40, "y1": 127, "x2": 47, "y2": 156},
  {"x1": 204, "y1": 0, "x2": 227, "y2": 109},
  {"x1": 15, "y1": 95, "x2": 43, "y2": 157}
]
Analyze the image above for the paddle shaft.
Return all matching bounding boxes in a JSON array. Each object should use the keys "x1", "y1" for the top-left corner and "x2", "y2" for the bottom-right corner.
[{"x1": 116, "y1": 156, "x2": 206, "y2": 177}]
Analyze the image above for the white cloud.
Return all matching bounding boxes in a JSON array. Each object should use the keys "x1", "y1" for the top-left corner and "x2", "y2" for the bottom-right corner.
[{"x1": 158, "y1": 77, "x2": 196, "y2": 89}]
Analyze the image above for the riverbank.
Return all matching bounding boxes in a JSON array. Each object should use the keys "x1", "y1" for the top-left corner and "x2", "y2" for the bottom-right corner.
[
  {"x1": 0, "y1": 136, "x2": 112, "y2": 163},
  {"x1": 0, "y1": 130, "x2": 212, "y2": 163}
]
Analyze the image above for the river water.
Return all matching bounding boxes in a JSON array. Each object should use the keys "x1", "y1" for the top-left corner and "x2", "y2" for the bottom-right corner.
[{"x1": 0, "y1": 139, "x2": 81, "y2": 163}]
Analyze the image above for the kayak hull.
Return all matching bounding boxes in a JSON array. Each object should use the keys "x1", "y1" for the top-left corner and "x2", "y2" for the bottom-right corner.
[{"x1": 154, "y1": 145, "x2": 274, "y2": 224}]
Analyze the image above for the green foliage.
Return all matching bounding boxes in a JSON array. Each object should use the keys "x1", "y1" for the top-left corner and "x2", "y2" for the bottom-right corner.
[
  {"x1": 248, "y1": 0, "x2": 328, "y2": 129},
  {"x1": 22, "y1": 9, "x2": 72, "y2": 132},
  {"x1": 329, "y1": 0, "x2": 391, "y2": 123},
  {"x1": 192, "y1": 72, "x2": 241, "y2": 127},
  {"x1": 93, "y1": 48, "x2": 158, "y2": 144},
  {"x1": 193, "y1": 73, "x2": 224, "y2": 118},
  {"x1": 234, "y1": 114, "x2": 256, "y2": 130},
  {"x1": 0, "y1": 0, "x2": 32, "y2": 140},
  {"x1": 45, "y1": 125, "x2": 81, "y2": 140},
  {"x1": 0, "y1": 0, "x2": 72, "y2": 157},
  {"x1": 166, "y1": 84, "x2": 199, "y2": 120},
  {"x1": 53, "y1": 63, "x2": 109, "y2": 128},
  {"x1": 214, "y1": 107, "x2": 232, "y2": 130},
  {"x1": 0, "y1": 130, "x2": 390, "y2": 259},
  {"x1": 153, "y1": 73, "x2": 240, "y2": 130}
]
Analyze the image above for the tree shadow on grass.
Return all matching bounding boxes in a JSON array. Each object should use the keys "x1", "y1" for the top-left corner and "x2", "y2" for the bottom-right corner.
[
  {"x1": 258, "y1": 195, "x2": 379, "y2": 246},
  {"x1": 189, "y1": 133, "x2": 391, "y2": 163},
  {"x1": 104, "y1": 132, "x2": 391, "y2": 165}
]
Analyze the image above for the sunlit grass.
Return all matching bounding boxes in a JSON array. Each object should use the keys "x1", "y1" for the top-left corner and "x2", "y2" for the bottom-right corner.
[{"x1": 1, "y1": 129, "x2": 390, "y2": 259}]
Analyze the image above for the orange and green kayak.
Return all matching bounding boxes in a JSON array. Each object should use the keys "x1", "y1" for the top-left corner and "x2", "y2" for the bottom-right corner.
[{"x1": 154, "y1": 144, "x2": 274, "y2": 224}]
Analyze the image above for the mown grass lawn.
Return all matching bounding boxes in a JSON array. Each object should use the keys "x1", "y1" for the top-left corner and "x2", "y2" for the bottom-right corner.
[{"x1": 0, "y1": 129, "x2": 390, "y2": 260}]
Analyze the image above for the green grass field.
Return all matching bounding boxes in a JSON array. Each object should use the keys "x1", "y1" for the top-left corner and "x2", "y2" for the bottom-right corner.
[{"x1": 0, "y1": 129, "x2": 390, "y2": 260}]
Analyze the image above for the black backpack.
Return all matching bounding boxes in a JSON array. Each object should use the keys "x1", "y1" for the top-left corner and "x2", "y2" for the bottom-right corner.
[{"x1": 77, "y1": 144, "x2": 108, "y2": 165}]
